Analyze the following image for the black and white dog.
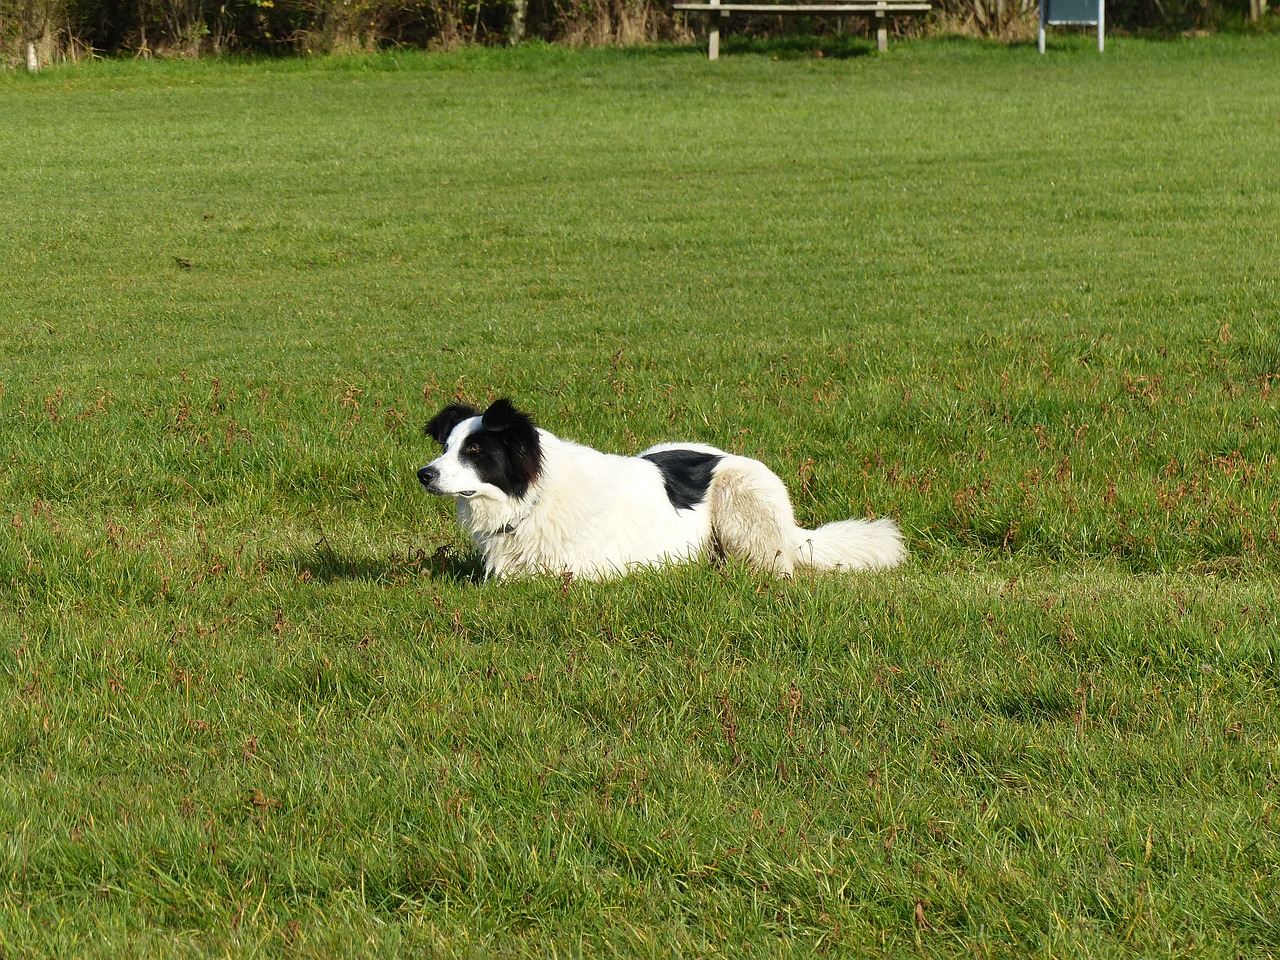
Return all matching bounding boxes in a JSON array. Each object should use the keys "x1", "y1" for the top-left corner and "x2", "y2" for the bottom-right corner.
[{"x1": 418, "y1": 399, "x2": 905, "y2": 580}]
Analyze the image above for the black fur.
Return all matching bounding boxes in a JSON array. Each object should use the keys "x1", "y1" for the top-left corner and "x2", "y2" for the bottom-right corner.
[
  {"x1": 640, "y1": 449, "x2": 722, "y2": 512},
  {"x1": 426, "y1": 404, "x2": 481, "y2": 446},
  {"x1": 431, "y1": 398, "x2": 543, "y2": 500},
  {"x1": 481, "y1": 398, "x2": 537, "y2": 439},
  {"x1": 467, "y1": 400, "x2": 542, "y2": 499}
]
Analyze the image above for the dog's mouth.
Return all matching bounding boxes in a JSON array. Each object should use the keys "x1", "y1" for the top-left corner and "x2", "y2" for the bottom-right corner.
[
  {"x1": 418, "y1": 467, "x2": 477, "y2": 499},
  {"x1": 426, "y1": 485, "x2": 477, "y2": 499}
]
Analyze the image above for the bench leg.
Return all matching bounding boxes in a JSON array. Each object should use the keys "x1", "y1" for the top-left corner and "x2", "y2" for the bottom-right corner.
[
  {"x1": 875, "y1": 8, "x2": 887, "y2": 52},
  {"x1": 709, "y1": 16, "x2": 720, "y2": 60}
]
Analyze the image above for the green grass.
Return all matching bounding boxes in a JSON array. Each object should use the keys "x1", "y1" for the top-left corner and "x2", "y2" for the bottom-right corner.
[{"x1": 2, "y1": 35, "x2": 1280, "y2": 957}]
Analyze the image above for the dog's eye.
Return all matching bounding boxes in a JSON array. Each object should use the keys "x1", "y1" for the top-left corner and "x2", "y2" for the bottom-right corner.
[{"x1": 465, "y1": 443, "x2": 481, "y2": 455}]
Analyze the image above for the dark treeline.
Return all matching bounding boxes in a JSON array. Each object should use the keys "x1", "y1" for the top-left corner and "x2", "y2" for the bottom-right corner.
[
  {"x1": 4, "y1": 0, "x2": 685, "y2": 64},
  {"x1": 2, "y1": 0, "x2": 1267, "y2": 68}
]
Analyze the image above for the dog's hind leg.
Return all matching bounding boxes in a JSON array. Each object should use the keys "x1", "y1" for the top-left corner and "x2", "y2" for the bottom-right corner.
[{"x1": 707, "y1": 458, "x2": 798, "y2": 575}]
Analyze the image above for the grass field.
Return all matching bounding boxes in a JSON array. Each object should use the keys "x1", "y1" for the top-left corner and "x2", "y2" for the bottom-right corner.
[{"x1": 2, "y1": 34, "x2": 1280, "y2": 957}]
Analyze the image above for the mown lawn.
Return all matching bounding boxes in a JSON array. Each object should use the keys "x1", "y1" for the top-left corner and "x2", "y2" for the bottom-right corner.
[{"x1": 2, "y1": 35, "x2": 1279, "y2": 958}]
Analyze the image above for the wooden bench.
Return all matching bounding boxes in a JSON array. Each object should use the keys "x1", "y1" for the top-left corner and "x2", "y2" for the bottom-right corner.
[{"x1": 673, "y1": 0, "x2": 931, "y2": 57}]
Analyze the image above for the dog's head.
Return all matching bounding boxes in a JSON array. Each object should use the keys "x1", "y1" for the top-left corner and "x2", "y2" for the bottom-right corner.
[{"x1": 418, "y1": 399, "x2": 543, "y2": 502}]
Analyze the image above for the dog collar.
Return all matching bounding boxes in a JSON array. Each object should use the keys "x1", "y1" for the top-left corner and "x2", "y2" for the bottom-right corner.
[{"x1": 493, "y1": 494, "x2": 540, "y2": 536}]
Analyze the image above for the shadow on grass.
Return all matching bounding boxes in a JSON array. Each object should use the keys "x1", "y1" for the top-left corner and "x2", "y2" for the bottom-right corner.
[
  {"x1": 272, "y1": 541, "x2": 483, "y2": 585},
  {"x1": 992, "y1": 688, "x2": 1076, "y2": 725},
  {"x1": 717, "y1": 34, "x2": 877, "y2": 59},
  {"x1": 634, "y1": 34, "x2": 875, "y2": 59}
]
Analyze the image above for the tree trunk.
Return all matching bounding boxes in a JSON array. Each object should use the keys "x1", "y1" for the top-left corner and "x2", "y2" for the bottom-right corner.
[{"x1": 508, "y1": 0, "x2": 528, "y2": 43}]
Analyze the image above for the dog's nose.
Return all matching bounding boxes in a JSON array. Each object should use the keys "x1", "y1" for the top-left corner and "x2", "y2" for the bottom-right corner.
[{"x1": 417, "y1": 465, "x2": 437, "y2": 488}]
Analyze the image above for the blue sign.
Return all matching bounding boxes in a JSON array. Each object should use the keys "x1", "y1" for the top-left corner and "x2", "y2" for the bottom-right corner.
[{"x1": 1039, "y1": 0, "x2": 1104, "y2": 51}]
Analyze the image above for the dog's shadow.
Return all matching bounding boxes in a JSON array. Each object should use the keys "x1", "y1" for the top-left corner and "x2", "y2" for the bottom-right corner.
[{"x1": 272, "y1": 541, "x2": 483, "y2": 586}]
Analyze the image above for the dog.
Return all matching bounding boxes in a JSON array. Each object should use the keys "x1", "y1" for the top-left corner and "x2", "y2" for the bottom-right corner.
[{"x1": 417, "y1": 398, "x2": 905, "y2": 580}]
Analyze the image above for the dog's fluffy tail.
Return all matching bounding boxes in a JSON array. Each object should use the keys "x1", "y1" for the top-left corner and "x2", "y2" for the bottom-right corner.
[
  {"x1": 792, "y1": 517, "x2": 905, "y2": 572},
  {"x1": 708, "y1": 457, "x2": 905, "y2": 575}
]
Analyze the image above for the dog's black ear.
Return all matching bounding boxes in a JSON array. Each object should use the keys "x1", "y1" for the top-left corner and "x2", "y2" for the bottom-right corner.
[
  {"x1": 425, "y1": 403, "x2": 480, "y2": 447},
  {"x1": 482, "y1": 399, "x2": 542, "y2": 490},
  {"x1": 481, "y1": 398, "x2": 534, "y2": 434}
]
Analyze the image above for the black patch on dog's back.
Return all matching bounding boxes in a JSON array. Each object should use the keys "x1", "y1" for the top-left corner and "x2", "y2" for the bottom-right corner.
[{"x1": 641, "y1": 449, "x2": 722, "y2": 511}]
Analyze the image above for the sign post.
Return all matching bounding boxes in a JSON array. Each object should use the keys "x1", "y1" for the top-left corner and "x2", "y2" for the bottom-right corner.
[{"x1": 1039, "y1": 0, "x2": 1104, "y2": 53}]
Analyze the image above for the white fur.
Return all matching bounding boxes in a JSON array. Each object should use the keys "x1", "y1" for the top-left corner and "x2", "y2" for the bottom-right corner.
[{"x1": 425, "y1": 417, "x2": 905, "y2": 580}]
